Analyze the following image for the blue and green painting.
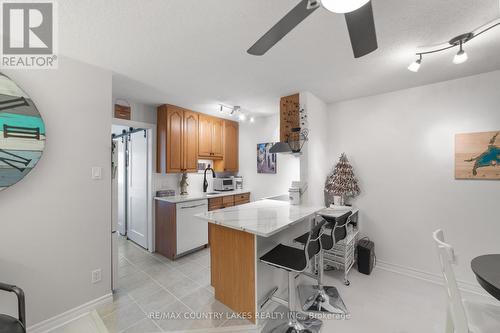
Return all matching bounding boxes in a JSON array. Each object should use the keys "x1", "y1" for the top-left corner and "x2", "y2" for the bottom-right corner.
[
  {"x1": 456, "y1": 131, "x2": 500, "y2": 180},
  {"x1": 0, "y1": 74, "x2": 45, "y2": 191},
  {"x1": 465, "y1": 132, "x2": 500, "y2": 176}
]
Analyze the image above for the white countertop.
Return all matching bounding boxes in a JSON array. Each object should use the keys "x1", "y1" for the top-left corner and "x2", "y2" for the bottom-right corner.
[
  {"x1": 194, "y1": 199, "x2": 324, "y2": 237},
  {"x1": 154, "y1": 189, "x2": 251, "y2": 204}
]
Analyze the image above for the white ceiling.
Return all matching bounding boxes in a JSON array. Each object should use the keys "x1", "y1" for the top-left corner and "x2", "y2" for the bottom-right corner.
[{"x1": 58, "y1": 0, "x2": 500, "y2": 116}]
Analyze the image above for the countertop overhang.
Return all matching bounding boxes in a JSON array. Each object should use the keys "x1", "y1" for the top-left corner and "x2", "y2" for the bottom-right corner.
[
  {"x1": 194, "y1": 199, "x2": 323, "y2": 237},
  {"x1": 154, "y1": 189, "x2": 251, "y2": 204}
]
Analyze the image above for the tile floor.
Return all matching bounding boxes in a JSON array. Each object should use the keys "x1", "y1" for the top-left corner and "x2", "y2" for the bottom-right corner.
[
  {"x1": 97, "y1": 237, "x2": 253, "y2": 333},
  {"x1": 53, "y1": 236, "x2": 496, "y2": 333}
]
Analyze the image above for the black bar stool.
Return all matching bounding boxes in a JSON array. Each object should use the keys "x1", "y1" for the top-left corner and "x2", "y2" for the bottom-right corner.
[
  {"x1": 294, "y1": 212, "x2": 351, "y2": 314},
  {"x1": 259, "y1": 218, "x2": 327, "y2": 333},
  {"x1": 0, "y1": 282, "x2": 26, "y2": 333}
]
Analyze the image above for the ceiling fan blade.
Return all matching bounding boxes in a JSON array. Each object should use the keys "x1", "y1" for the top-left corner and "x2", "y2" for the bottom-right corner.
[
  {"x1": 344, "y1": 1, "x2": 378, "y2": 58},
  {"x1": 247, "y1": 0, "x2": 319, "y2": 56}
]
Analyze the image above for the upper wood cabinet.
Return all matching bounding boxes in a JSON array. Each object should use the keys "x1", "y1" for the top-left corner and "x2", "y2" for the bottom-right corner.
[
  {"x1": 214, "y1": 119, "x2": 239, "y2": 172},
  {"x1": 223, "y1": 120, "x2": 239, "y2": 172},
  {"x1": 183, "y1": 110, "x2": 199, "y2": 172},
  {"x1": 157, "y1": 104, "x2": 239, "y2": 173},
  {"x1": 157, "y1": 105, "x2": 198, "y2": 173},
  {"x1": 198, "y1": 114, "x2": 224, "y2": 159}
]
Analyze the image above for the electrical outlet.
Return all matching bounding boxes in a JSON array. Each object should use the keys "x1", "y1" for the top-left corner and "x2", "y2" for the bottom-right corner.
[{"x1": 91, "y1": 269, "x2": 102, "y2": 284}]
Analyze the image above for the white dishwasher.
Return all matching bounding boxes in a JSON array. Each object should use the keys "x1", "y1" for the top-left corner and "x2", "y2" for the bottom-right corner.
[{"x1": 176, "y1": 199, "x2": 208, "y2": 255}]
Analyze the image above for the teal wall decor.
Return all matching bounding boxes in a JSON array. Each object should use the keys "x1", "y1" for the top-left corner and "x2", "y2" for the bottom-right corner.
[{"x1": 0, "y1": 74, "x2": 45, "y2": 191}]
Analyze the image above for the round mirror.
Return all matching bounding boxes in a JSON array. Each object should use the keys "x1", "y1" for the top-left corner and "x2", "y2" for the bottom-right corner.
[{"x1": 0, "y1": 74, "x2": 45, "y2": 191}]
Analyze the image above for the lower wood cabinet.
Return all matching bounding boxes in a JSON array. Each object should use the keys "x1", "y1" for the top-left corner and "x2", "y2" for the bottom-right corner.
[
  {"x1": 207, "y1": 192, "x2": 249, "y2": 210},
  {"x1": 207, "y1": 192, "x2": 250, "y2": 248}
]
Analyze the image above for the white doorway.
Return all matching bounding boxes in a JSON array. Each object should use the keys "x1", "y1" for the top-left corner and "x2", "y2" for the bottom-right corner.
[{"x1": 111, "y1": 121, "x2": 154, "y2": 291}]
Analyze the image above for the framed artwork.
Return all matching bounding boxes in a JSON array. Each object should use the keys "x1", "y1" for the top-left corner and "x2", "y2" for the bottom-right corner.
[
  {"x1": 257, "y1": 143, "x2": 276, "y2": 174},
  {"x1": 0, "y1": 74, "x2": 45, "y2": 191},
  {"x1": 455, "y1": 131, "x2": 500, "y2": 179}
]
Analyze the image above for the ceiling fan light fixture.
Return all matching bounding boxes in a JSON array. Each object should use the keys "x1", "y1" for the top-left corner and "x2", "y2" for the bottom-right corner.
[{"x1": 321, "y1": 0, "x2": 370, "y2": 13}]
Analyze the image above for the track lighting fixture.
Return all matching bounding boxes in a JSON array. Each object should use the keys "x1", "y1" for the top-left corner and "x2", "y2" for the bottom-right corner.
[
  {"x1": 408, "y1": 18, "x2": 500, "y2": 72},
  {"x1": 218, "y1": 104, "x2": 254, "y2": 123}
]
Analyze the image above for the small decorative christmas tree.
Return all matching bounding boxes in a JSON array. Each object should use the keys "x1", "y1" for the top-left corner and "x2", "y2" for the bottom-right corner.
[{"x1": 325, "y1": 153, "x2": 360, "y2": 206}]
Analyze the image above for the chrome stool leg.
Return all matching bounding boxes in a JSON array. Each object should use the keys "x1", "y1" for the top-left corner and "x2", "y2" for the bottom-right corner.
[
  {"x1": 262, "y1": 273, "x2": 322, "y2": 333},
  {"x1": 298, "y1": 249, "x2": 349, "y2": 314}
]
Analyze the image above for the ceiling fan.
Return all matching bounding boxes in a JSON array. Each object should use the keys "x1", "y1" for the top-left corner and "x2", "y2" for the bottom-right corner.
[{"x1": 247, "y1": 0, "x2": 378, "y2": 58}]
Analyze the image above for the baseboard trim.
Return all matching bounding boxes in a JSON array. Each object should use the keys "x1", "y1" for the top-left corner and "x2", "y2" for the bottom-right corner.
[
  {"x1": 376, "y1": 260, "x2": 487, "y2": 297},
  {"x1": 28, "y1": 293, "x2": 113, "y2": 333}
]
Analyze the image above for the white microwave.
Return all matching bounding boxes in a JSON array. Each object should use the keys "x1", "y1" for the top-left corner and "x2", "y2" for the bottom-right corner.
[{"x1": 213, "y1": 178, "x2": 235, "y2": 191}]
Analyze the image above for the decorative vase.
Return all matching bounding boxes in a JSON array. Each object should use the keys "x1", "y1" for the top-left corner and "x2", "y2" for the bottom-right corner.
[{"x1": 179, "y1": 173, "x2": 189, "y2": 195}]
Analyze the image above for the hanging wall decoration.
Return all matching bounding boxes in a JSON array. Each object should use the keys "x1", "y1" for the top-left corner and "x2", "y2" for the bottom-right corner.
[
  {"x1": 0, "y1": 74, "x2": 45, "y2": 191},
  {"x1": 257, "y1": 143, "x2": 277, "y2": 174},
  {"x1": 455, "y1": 131, "x2": 500, "y2": 180}
]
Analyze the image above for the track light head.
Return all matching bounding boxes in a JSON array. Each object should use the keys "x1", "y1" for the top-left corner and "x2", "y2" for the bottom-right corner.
[
  {"x1": 449, "y1": 33, "x2": 471, "y2": 65},
  {"x1": 408, "y1": 54, "x2": 422, "y2": 72},
  {"x1": 452, "y1": 43, "x2": 468, "y2": 64}
]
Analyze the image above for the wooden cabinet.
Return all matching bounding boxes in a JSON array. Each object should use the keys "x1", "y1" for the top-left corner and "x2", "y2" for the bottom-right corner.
[
  {"x1": 223, "y1": 120, "x2": 239, "y2": 172},
  {"x1": 214, "y1": 120, "x2": 239, "y2": 172},
  {"x1": 157, "y1": 105, "x2": 198, "y2": 173},
  {"x1": 211, "y1": 118, "x2": 224, "y2": 157},
  {"x1": 157, "y1": 104, "x2": 238, "y2": 173},
  {"x1": 207, "y1": 192, "x2": 250, "y2": 211},
  {"x1": 198, "y1": 114, "x2": 224, "y2": 159},
  {"x1": 234, "y1": 192, "x2": 250, "y2": 205},
  {"x1": 183, "y1": 110, "x2": 199, "y2": 172},
  {"x1": 207, "y1": 192, "x2": 251, "y2": 249}
]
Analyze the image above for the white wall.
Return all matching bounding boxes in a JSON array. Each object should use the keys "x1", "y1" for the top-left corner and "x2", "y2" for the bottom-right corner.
[
  {"x1": 0, "y1": 58, "x2": 112, "y2": 326},
  {"x1": 299, "y1": 92, "x2": 329, "y2": 206},
  {"x1": 239, "y1": 114, "x2": 300, "y2": 200},
  {"x1": 327, "y1": 70, "x2": 500, "y2": 285}
]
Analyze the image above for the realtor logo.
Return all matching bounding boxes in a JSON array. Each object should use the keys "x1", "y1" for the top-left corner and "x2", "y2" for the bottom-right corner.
[{"x1": 1, "y1": 0, "x2": 57, "y2": 68}]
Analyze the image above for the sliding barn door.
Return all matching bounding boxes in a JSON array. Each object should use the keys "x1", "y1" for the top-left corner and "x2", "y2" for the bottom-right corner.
[{"x1": 127, "y1": 131, "x2": 148, "y2": 248}]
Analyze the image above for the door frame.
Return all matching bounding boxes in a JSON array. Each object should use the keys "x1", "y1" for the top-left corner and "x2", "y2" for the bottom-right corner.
[{"x1": 112, "y1": 119, "x2": 155, "y2": 252}]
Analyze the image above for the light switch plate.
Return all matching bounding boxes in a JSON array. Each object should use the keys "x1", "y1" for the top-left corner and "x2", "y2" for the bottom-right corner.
[
  {"x1": 91, "y1": 269, "x2": 101, "y2": 283},
  {"x1": 92, "y1": 167, "x2": 102, "y2": 180}
]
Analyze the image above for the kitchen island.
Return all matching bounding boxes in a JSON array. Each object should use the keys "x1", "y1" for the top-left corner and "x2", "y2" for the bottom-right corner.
[{"x1": 195, "y1": 198, "x2": 323, "y2": 324}]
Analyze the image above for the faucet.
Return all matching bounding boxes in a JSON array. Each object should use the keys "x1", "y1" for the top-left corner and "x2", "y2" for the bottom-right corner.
[{"x1": 203, "y1": 164, "x2": 216, "y2": 192}]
